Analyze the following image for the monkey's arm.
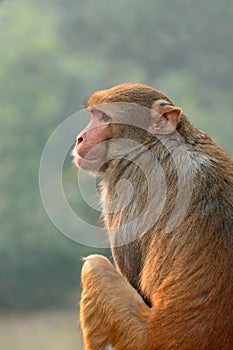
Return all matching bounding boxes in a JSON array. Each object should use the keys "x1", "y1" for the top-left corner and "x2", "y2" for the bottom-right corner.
[{"x1": 80, "y1": 254, "x2": 151, "y2": 350}]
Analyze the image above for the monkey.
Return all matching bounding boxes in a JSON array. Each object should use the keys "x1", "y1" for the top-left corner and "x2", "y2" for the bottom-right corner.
[{"x1": 72, "y1": 83, "x2": 233, "y2": 350}]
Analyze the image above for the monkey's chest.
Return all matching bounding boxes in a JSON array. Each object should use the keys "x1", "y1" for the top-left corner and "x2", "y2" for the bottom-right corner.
[
  {"x1": 112, "y1": 245, "x2": 140, "y2": 286},
  {"x1": 111, "y1": 244, "x2": 152, "y2": 307}
]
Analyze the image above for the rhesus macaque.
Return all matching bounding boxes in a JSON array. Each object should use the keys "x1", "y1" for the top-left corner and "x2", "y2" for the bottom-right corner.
[{"x1": 73, "y1": 83, "x2": 233, "y2": 350}]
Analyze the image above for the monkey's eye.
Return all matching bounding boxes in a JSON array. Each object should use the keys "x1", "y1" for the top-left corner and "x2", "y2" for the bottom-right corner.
[{"x1": 101, "y1": 112, "x2": 111, "y2": 122}]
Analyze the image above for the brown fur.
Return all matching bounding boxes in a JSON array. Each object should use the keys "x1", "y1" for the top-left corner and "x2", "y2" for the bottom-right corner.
[{"x1": 76, "y1": 83, "x2": 233, "y2": 350}]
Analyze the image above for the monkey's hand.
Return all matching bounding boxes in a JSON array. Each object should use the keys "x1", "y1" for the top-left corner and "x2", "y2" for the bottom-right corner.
[{"x1": 80, "y1": 254, "x2": 150, "y2": 350}]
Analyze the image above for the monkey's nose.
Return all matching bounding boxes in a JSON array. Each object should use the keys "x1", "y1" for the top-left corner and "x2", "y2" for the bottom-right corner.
[{"x1": 78, "y1": 136, "x2": 83, "y2": 144}]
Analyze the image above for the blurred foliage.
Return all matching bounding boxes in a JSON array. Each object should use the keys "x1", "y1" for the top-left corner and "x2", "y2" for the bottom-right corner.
[{"x1": 0, "y1": 0, "x2": 232, "y2": 310}]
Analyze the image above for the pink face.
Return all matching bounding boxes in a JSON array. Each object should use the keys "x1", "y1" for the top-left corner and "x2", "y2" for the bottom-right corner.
[
  {"x1": 72, "y1": 100, "x2": 181, "y2": 173},
  {"x1": 72, "y1": 109, "x2": 112, "y2": 172}
]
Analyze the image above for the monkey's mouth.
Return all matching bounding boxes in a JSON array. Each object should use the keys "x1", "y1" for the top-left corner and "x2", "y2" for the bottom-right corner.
[{"x1": 73, "y1": 153, "x2": 107, "y2": 172}]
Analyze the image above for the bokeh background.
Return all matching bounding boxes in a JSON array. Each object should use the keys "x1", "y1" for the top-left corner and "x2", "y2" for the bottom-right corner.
[{"x1": 0, "y1": 0, "x2": 233, "y2": 349}]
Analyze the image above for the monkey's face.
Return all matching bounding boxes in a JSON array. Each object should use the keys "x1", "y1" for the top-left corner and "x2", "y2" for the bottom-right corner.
[
  {"x1": 73, "y1": 84, "x2": 182, "y2": 175},
  {"x1": 72, "y1": 103, "x2": 156, "y2": 174},
  {"x1": 72, "y1": 108, "x2": 113, "y2": 173}
]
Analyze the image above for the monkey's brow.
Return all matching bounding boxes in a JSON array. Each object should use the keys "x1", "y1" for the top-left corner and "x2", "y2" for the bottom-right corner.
[
  {"x1": 88, "y1": 107, "x2": 101, "y2": 113},
  {"x1": 157, "y1": 100, "x2": 172, "y2": 107}
]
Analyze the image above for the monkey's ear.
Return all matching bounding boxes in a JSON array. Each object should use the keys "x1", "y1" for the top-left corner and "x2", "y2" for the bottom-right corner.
[{"x1": 149, "y1": 100, "x2": 182, "y2": 135}]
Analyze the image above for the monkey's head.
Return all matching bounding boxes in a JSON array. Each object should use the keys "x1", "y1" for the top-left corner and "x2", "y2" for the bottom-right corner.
[{"x1": 72, "y1": 83, "x2": 182, "y2": 174}]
